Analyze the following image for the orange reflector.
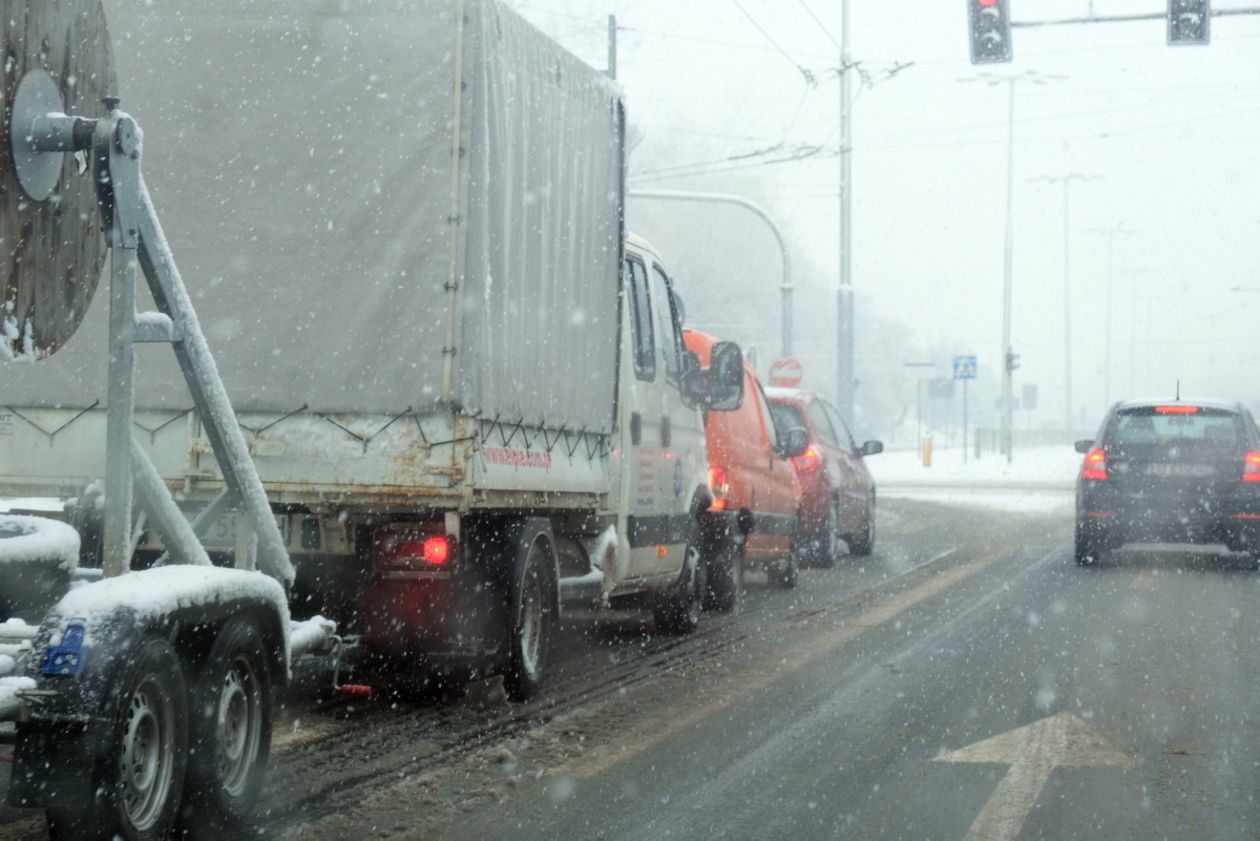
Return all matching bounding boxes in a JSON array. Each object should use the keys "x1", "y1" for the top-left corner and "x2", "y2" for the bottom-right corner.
[
  {"x1": 657, "y1": 545, "x2": 668, "y2": 557},
  {"x1": 1154, "y1": 405, "x2": 1198, "y2": 414},
  {"x1": 1086, "y1": 511, "x2": 1115, "y2": 518}
]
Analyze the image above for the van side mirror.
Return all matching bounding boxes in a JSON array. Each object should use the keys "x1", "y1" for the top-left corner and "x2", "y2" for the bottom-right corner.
[
  {"x1": 1074, "y1": 439, "x2": 1094, "y2": 454},
  {"x1": 860, "y1": 440, "x2": 883, "y2": 457},
  {"x1": 781, "y1": 427, "x2": 809, "y2": 459},
  {"x1": 682, "y1": 341, "x2": 744, "y2": 411}
]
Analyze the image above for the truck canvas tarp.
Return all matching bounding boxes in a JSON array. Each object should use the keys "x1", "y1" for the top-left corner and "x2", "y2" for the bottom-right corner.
[{"x1": 3, "y1": 0, "x2": 625, "y2": 436}]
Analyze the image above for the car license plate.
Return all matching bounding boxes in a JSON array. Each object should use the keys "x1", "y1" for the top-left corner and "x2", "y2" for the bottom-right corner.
[{"x1": 1145, "y1": 463, "x2": 1213, "y2": 478}]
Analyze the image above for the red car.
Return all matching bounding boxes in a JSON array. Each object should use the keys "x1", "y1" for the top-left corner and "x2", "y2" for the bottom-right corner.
[
  {"x1": 684, "y1": 331, "x2": 805, "y2": 595},
  {"x1": 765, "y1": 388, "x2": 882, "y2": 566}
]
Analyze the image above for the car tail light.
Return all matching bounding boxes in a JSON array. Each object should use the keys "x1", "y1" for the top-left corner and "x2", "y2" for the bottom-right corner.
[
  {"x1": 374, "y1": 530, "x2": 451, "y2": 570},
  {"x1": 792, "y1": 445, "x2": 822, "y2": 473},
  {"x1": 1244, "y1": 452, "x2": 1260, "y2": 482},
  {"x1": 1080, "y1": 448, "x2": 1107, "y2": 481},
  {"x1": 1154, "y1": 405, "x2": 1198, "y2": 414},
  {"x1": 708, "y1": 465, "x2": 730, "y2": 511}
]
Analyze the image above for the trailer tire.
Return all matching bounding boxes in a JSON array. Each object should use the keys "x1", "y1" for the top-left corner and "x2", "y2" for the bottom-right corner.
[
  {"x1": 46, "y1": 636, "x2": 188, "y2": 841},
  {"x1": 502, "y1": 521, "x2": 557, "y2": 703},
  {"x1": 183, "y1": 617, "x2": 273, "y2": 832}
]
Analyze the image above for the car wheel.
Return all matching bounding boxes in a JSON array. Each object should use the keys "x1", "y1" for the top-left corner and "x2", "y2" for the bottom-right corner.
[
  {"x1": 1074, "y1": 523, "x2": 1104, "y2": 566},
  {"x1": 847, "y1": 496, "x2": 875, "y2": 557},
  {"x1": 768, "y1": 550, "x2": 798, "y2": 589},
  {"x1": 811, "y1": 502, "x2": 839, "y2": 569},
  {"x1": 654, "y1": 545, "x2": 705, "y2": 634},
  {"x1": 703, "y1": 540, "x2": 741, "y2": 613},
  {"x1": 503, "y1": 527, "x2": 557, "y2": 702}
]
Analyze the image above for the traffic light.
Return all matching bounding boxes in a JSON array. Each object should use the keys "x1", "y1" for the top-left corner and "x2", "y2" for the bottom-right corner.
[
  {"x1": 968, "y1": 0, "x2": 1012, "y2": 64},
  {"x1": 1005, "y1": 349, "x2": 1021, "y2": 372},
  {"x1": 1168, "y1": 0, "x2": 1210, "y2": 45}
]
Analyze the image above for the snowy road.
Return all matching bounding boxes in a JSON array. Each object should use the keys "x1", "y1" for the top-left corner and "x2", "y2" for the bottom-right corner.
[{"x1": 3, "y1": 491, "x2": 1260, "y2": 839}]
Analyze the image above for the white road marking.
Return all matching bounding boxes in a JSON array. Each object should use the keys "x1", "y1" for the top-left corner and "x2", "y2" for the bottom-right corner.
[{"x1": 934, "y1": 712, "x2": 1132, "y2": 841}]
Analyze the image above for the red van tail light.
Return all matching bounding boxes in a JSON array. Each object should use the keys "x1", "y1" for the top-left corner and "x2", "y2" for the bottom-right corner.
[
  {"x1": 792, "y1": 445, "x2": 822, "y2": 473},
  {"x1": 1244, "y1": 452, "x2": 1260, "y2": 482},
  {"x1": 375, "y1": 530, "x2": 451, "y2": 569},
  {"x1": 1080, "y1": 448, "x2": 1107, "y2": 481},
  {"x1": 708, "y1": 465, "x2": 730, "y2": 511}
]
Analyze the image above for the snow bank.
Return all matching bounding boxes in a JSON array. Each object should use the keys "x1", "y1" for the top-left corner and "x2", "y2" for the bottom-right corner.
[
  {"x1": 0, "y1": 514, "x2": 80, "y2": 571},
  {"x1": 0, "y1": 498, "x2": 67, "y2": 514},
  {"x1": 48, "y1": 566, "x2": 290, "y2": 657},
  {"x1": 0, "y1": 675, "x2": 35, "y2": 720},
  {"x1": 870, "y1": 445, "x2": 1082, "y2": 489}
]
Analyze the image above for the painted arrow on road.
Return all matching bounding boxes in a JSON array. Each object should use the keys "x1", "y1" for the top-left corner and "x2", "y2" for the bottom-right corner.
[{"x1": 934, "y1": 712, "x2": 1132, "y2": 841}]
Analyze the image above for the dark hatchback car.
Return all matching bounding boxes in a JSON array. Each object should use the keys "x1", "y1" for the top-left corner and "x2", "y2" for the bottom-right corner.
[{"x1": 1075, "y1": 398, "x2": 1260, "y2": 566}]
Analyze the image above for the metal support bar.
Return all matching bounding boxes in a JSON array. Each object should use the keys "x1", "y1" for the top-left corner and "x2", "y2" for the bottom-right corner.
[
  {"x1": 627, "y1": 189, "x2": 793, "y2": 357},
  {"x1": 131, "y1": 438, "x2": 212, "y2": 567}
]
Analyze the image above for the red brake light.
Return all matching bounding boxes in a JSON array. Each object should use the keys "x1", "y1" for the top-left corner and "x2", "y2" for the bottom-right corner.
[
  {"x1": 1244, "y1": 452, "x2": 1260, "y2": 482},
  {"x1": 1081, "y1": 448, "x2": 1107, "y2": 481},
  {"x1": 708, "y1": 465, "x2": 730, "y2": 511},
  {"x1": 1154, "y1": 405, "x2": 1198, "y2": 414},
  {"x1": 792, "y1": 445, "x2": 822, "y2": 473},
  {"x1": 375, "y1": 531, "x2": 451, "y2": 569}
]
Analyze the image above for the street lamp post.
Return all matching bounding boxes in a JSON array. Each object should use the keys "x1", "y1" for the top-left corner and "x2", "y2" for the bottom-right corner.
[
  {"x1": 1085, "y1": 226, "x2": 1137, "y2": 409},
  {"x1": 1030, "y1": 173, "x2": 1100, "y2": 440},
  {"x1": 628, "y1": 189, "x2": 793, "y2": 357},
  {"x1": 959, "y1": 70, "x2": 1065, "y2": 462}
]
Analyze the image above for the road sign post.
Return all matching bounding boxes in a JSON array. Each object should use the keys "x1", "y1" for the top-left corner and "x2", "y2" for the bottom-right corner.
[{"x1": 953, "y1": 355, "x2": 978, "y2": 463}]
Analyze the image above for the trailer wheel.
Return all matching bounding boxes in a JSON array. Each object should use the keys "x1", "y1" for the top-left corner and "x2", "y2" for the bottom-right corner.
[
  {"x1": 503, "y1": 522, "x2": 557, "y2": 703},
  {"x1": 47, "y1": 636, "x2": 188, "y2": 841},
  {"x1": 184, "y1": 617, "x2": 273, "y2": 829}
]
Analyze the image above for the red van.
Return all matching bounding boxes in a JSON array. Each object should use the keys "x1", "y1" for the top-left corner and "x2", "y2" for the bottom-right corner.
[
  {"x1": 684, "y1": 331, "x2": 805, "y2": 599},
  {"x1": 765, "y1": 388, "x2": 882, "y2": 567}
]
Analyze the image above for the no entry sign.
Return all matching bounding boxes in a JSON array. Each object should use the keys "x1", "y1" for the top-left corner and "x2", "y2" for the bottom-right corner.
[{"x1": 769, "y1": 357, "x2": 803, "y2": 387}]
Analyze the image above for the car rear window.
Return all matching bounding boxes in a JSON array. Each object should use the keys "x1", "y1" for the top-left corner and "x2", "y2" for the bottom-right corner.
[{"x1": 1108, "y1": 406, "x2": 1244, "y2": 451}]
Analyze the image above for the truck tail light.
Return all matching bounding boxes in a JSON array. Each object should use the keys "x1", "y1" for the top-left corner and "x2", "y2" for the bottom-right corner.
[
  {"x1": 792, "y1": 445, "x2": 822, "y2": 474},
  {"x1": 374, "y1": 530, "x2": 452, "y2": 569},
  {"x1": 1080, "y1": 448, "x2": 1107, "y2": 481},
  {"x1": 1244, "y1": 452, "x2": 1260, "y2": 482},
  {"x1": 708, "y1": 465, "x2": 730, "y2": 511}
]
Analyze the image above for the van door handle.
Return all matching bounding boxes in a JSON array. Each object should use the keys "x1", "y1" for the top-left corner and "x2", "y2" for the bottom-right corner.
[{"x1": 660, "y1": 416, "x2": 671, "y2": 448}]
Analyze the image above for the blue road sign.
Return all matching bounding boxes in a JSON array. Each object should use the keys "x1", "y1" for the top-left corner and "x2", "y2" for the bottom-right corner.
[{"x1": 953, "y1": 355, "x2": 978, "y2": 380}]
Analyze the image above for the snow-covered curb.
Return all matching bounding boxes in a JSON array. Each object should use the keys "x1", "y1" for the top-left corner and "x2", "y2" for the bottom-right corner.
[{"x1": 0, "y1": 515, "x2": 80, "y2": 572}]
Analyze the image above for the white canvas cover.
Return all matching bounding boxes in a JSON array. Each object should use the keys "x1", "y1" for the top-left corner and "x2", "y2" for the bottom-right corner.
[{"x1": 1, "y1": 0, "x2": 623, "y2": 435}]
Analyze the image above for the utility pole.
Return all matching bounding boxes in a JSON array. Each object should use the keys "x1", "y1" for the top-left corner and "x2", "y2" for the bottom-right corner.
[
  {"x1": 1029, "y1": 173, "x2": 1099, "y2": 440},
  {"x1": 606, "y1": 15, "x2": 616, "y2": 79},
  {"x1": 836, "y1": 0, "x2": 855, "y2": 426}
]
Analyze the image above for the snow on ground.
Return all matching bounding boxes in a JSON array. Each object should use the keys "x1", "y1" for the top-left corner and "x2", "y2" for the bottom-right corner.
[{"x1": 869, "y1": 445, "x2": 1082, "y2": 514}]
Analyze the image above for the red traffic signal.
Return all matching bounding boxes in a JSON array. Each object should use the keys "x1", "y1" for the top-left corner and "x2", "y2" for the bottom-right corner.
[{"x1": 968, "y1": 0, "x2": 1012, "y2": 64}]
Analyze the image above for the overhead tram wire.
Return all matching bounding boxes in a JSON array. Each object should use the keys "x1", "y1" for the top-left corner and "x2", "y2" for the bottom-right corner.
[
  {"x1": 729, "y1": 0, "x2": 819, "y2": 85},
  {"x1": 795, "y1": 0, "x2": 841, "y2": 49}
]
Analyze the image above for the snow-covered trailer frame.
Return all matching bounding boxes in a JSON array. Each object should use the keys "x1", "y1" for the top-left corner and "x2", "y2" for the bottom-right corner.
[{"x1": 0, "y1": 1, "x2": 337, "y2": 837}]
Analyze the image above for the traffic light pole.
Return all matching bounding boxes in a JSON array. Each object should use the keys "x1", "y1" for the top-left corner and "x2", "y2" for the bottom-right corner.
[
  {"x1": 1001, "y1": 78, "x2": 1015, "y2": 463},
  {"x1": 836, "y1": 0, "x2": 855, "y2": 427}
]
